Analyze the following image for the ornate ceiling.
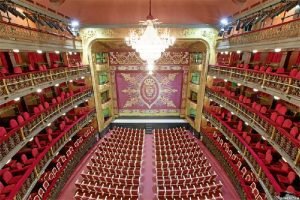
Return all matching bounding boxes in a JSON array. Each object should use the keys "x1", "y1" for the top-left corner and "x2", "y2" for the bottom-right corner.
[{"x1": 36, "y1": 0, "x2": 260, "y2": 26}]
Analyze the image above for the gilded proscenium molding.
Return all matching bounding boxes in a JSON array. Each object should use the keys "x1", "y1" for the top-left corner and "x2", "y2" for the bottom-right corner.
[
  {"x1": 109, "y1": 51, "x2": 190, "y2": 66},
  {"x1": 80, "y1": 27, "x2": 218, "y2": 64},
  {"x1": 217, "y1": 19, "x2": 300, "y2": 51},
  {"x1": 0, "y1": 21, "x2": 82, "y2": 51}
]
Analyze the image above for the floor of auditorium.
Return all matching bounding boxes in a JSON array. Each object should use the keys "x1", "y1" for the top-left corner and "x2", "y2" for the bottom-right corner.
[{"x1": 57, "y1": 133, "x2": 240, "y2": 200}]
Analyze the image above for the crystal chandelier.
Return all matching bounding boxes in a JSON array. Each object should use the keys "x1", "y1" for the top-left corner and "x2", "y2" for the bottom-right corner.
[{"x1": 125, "y1": 0, "x2": 175, "y2": 74}]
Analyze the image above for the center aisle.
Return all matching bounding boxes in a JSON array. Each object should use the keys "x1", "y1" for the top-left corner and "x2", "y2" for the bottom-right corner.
[{"x1": 141, "y1": 134, "x2": 155, "y2": 200}]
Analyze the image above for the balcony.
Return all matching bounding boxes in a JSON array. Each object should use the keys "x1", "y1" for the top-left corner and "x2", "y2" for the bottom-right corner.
[
  {"x1": 0, "y1": 20, "x2": 82, "y2": 50},
  {"x1": 6, "y1": 109, "x2": 96, "y2": 200},
  {"x1": 201, "y1": 127, "x2": 265, "y2": 200},
  {"x1": 217, "y1": 18, "x2": 300, "y2": 50},
  {"x1": 0, "y1": 89, "x2": 93, "y2": 169},
  {"x1": 31, "y1": 126, "x2": 97, "y2": 200},
  {"x1": 208, "y1": 65, "x2": 300, "y2": 106},
  {"x1": 0, "y1": 66, "x2": 91, "y2": 105},
  {"x1": 203, "y1": 109, "x2": 282, "y2": 198},
  {"x1": 205, "y1": 88, "x2": 300, "y2": 176}
]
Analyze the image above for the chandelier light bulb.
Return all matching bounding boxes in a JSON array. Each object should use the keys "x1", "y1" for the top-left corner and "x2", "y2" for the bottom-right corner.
[{"x1": 125, "y1": 0, "x2": 175, "y2": 73}]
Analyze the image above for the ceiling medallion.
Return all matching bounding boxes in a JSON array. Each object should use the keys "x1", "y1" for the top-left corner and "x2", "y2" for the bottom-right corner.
[{"x1": 125, "y1": 0, "x2": 175, "y2": 75}]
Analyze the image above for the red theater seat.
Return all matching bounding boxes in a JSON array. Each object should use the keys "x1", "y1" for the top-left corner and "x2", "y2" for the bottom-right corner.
[
  {"x1": 277, "y1": 172, "x2": 296, "y2": 185},
  {"x1": 2, "y1": 171, "x2": 22, "y2": 185},
  {"x1": 13, "y1": 66, "x2": 22, "y2": 74}
]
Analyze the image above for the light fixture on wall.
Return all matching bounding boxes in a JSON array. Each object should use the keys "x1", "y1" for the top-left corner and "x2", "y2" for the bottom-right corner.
[{"x1": 125, "y1": 0, "x2": 175, "y2": 74}]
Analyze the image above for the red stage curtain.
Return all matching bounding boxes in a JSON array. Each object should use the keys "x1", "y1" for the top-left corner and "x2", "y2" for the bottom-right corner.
[
  {"x1": 28, "y1": 52, "x2": 45, "y2": 66},
  {"x1": 253, "y1": 52, "x2": 261, "y2": 62},
  {"x1": 13, "y1": 53, "x2": 21, "y2": 64},
  {"x1": 49, "y1": 53, "x2": 60, "y2": 63},
  {"x1": 296, "y1": 52, "x2": 300, "y2": 65},
  {"x1": 0, "y1": 52, "x2": 8, "y2": 69}
]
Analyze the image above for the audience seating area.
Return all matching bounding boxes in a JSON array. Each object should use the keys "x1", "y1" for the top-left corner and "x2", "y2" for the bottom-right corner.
[
  {"x1": 201, "y1": 125, "x2": 267, "y2": 200},
  {"x1": 153, "y1": 128, "x2": 223, "y2": 199},
  {"x1": 208, "y1": 64, "x2": 300, "y2": 103},
  {"x1": 0, "y1": 106, "x2": 96, "y2": 200},
  {"x1": 203, "y1": 104, "x2": 300, "y2": 198},
  {"x1": 74, "y1": 127, "x2": 145, "y2": 199},
  {"x1": 205, "y1": 85, "x2": 300, "y2": 172}
]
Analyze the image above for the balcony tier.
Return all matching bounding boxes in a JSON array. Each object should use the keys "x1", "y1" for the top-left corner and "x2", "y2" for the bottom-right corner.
[
  {"x1": 8, "y1": 109, "x2": 96, "y2": 200},
  {"x1": 0, "y1": 89, "x2": 93, "y2": 169},
  {"x1": 205, "y1": 88, "x2": 300, "y2": 177},
  {"x1": 217, "y1": 18, "x2": 300, "y2": 51},
  {"x1": 208, "y1": 65, "x2": 300, "y2": 106},
  {"x1": 203, "y1": 109, "x2": 281, "y2": 198},
  {"x1": 0, "y1": 66, "x2": 91, "y2": 105}
]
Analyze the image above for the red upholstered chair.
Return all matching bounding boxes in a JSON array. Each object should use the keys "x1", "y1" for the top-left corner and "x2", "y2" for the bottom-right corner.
[
  {"x1": 276, "y1": 67, "x2": 285, "y2": 74},
  {"x1": 277, "y1": 171, "x2": 296, "y2": 185},
  {"x1": 9, "y1": 119, "x2": 18, "y2": 129},
  {"x1": 252, "y1": 102, "x2": 257, "y2": 109},
  {"x1": 268, "y1": 161, "x2": 289, "y2": 175},
  {"x1": 275, "y1": 116, "x2": 284, "y2": 127},
  {"x1": 0, "y1": 180, "x2": 14, "y2": 194},
  {"x1": 2, "y1": 171, "x2": 22, "y2": 185},
  {"x1": 260, "y1": 106, "x2": 268, "y2": 114},
  {"x1": 266, "y1": 67, "x2": 272, "y2": 73},
  {"x1": 0, "y1": 127, "x2": 7, "y2": 137},
  {"x1": 287, "y1": 186, "x2": 300, "y2": 197},
  {"x1": 22, "y1": 112, "x2": 30, "y2": 121},
  {"x1": 51, "y1": 98, "x2": 57, "y2": 105},
  {"x1": 45, "y1": 128, "x2": 59, "y2": 138},
  {"x1": 33, "y1": 107, "x2": 40, "y2": 115},
  {"x1": 289, "y1": 69, "x2": 298, "y2": 78},
  {"x1": 238, "y1": 95, "x2": 244, "y2": 102},
  {"x1": 20, "y1": 148, "x2": 39, "y2": 165},
  {"x1": 43, "y1": 102, "x2": 50, "y2": 109},
  {"x1": 254, "y1": 65, "x2": 259, "y2": 71},
  {"x1": 0, "y1": 67, "x2": 9, "y2": 75},
  {"x1": 290, "y1": 127, "x2": 299, "y2": 138},
  {"x1": 70, "y1": 90, "x2": 74, "y2": 96},
  {"x1": 56, "y1": 96, "x2": 62, "y2": 103},
  {"x1": 295, "y1": 71, "x2": 300, "y2": 80},
  {"x1": 278, "y1": 106, "x2": 287, "y2": 115},
  {"x1": 38, "y1": 104, "x2": 45, "y2": 112},
  {"x1": 254, "y1": 104, "x2": 261, "y2": 112},
  {"x1": 13, "y1": 66, "x2": 22, "y2": 74},
  {"x1": 17, "y1": 115, "x2": 25, "y2": 125},
  {"x1": 282, "y1": 119, "x2": 293, "y2": 129},
  {"x1": 28, "y1": 64, "x2": 35, "y2": 72},
  {"x1": 37, "y1": 133, "x2": 53, "y2": 145},
  {"x1": 259, "y1": 66, "x2": 265, "y2": 72},
  {"x1": 270, "y1": 112, "x2": 278, "y2": 122}
]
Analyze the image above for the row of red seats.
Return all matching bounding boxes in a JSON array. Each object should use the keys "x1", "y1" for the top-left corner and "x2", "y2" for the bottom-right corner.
[
  {"x1": 154, "y1": 129, "x2": 223, "y2": 199},
  {"x1": 236, "y1": 63, "x2": 300, "y2": 79},
  {"x1": 210, "y1": 131, "x2": 267, "y2": 200},
  {"x1": 156, "y1": 156, "x2": 207, "y2": 168},
  {"x1": 207, "y1": 106, "x2": 300, "y2": 197},
  {"x1": 81, "y1": 172, "x2": 141, "y2": 186},
  {"x1": 28, "y1": 125, "x2": 96, "y2": 200},
  {"x1": 75, "y1": 128, "x2": 145, "y2": 199},
  {"x1": 153, "y1": 127, "x2": 187, "y2": 134},
  {"x1": 0, "y1": 88, "x2": 90, "y2": 162},
  {"x1": 208, "y1": 87, "x2": 300, "y2": 160},
  {"x1": 0, "y1": 108, "x2": 92, "y2": 199}
]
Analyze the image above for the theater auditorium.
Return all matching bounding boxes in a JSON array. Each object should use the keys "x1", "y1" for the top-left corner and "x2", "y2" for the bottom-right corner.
[{"x1": 0, "y1": 0, "x2": 299, "y2": 199}]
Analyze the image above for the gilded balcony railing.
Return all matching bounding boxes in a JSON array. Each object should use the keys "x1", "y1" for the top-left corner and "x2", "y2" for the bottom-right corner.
[
  {"x1": 0, "y1": 89, "x2": 93, "y2": 169},
  {"x1": 203, "y1": 109, "x2": 281, "y2": 198},
  {"x1": 0, "y1": 66, "x2": 91, "y2": 105},
  {"x1": 8, "y1": 109, "x2": 96, "y2": 200},
  {"x1": 217, "y1": 18, "x2": 300, "y2": 49},
  {"x1": 205, "y1": 88, "x2": 300, "y2": 176},
  {"x1": 208, "y1": 65, "x2": 300, "y2": 106}
]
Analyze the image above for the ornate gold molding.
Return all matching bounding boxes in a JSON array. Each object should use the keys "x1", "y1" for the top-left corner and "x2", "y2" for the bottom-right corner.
[
  {"x1": 0, "y1": 22, "x2": 82, "y2": 50},
  {"x1": 217, "y1": 19, "x2": 300, "y2": 50}
]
